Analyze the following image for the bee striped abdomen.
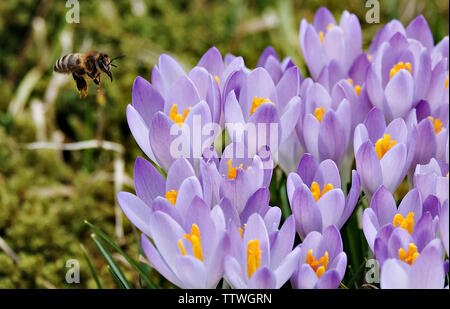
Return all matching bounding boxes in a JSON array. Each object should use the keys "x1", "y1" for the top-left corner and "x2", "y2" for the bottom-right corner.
[{"x1": 54, "y1": 53, "x2": 83, "y2": 73}]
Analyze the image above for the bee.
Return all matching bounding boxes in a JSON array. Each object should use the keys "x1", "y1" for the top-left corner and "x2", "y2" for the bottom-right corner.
[{"x1": 54, "y1": 52, "x2": 123, "y2": 97}]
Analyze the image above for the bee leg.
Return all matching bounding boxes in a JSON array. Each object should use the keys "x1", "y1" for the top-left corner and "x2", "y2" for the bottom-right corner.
[
  {"x1": 72, "y1": 73, "x2": 88, "y2": 98},
  {"x1": 86, "y1": 72, "x2": 100, "y2": 85}
]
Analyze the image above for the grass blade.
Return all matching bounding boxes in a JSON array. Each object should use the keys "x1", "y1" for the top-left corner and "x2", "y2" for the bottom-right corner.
[
  {"x1": 80, "y1": 244, "x2": 103, "y2": 289},
  {"x1": 85, "y1": 220, "x2": 157, "y2": 289},
  {"x1": 91, "y1": 233, "x2": 133, "y2": 289}
]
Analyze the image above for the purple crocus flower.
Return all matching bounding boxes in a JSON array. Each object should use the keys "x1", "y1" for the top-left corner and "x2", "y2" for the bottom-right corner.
[
  {"x1": 224, "y1": 67, "x2": 301, "y2": 163},
  {"x1": 405, "y1": 106, "x2": 449, "y2": 171},
  {"x1": 287, "y1": 153, "x2": 361, "y2": 240},
  {"x1": 117, "y1": 157, "x2": 204, "y2": 237},
  {"x1": 380, "y1": 238, "x2": 445, "y2": 289},
  {"x1": 369, "y1": 15, "x2": 435, "y2": 55},
  {"x1": 299, "y1": 81, "x2": 352, "y2": 167},
  {"x1": 372, "y1": 213, "x2": 440, "y2": 267},
  {"x1": 299, "y1": 8, "x2": 362, "y2": 86},
  {"x1": 362, "y1": 186, "x2": 426, "y2": 252},
  {"x1": 223, "y1": 213, "x2": 300, "y2": 289},
  {"x1": 257, "y1": 46, "x2": 298, "y2": 85},
  {"x1": 354, "y1": 108, "x2": 415, "y2": 197},
  {"x1": 366, "y1": 31, "x2": 432, "y2": 121},
  {"x1": 198, "y1": 142, "x2": 272, "y2": 215},
  {"x1": 414, "y1": 158, "x2": 449, "y2": 205},
  {"x1": 291, "y1": 225, "x2": 347, "y2": 289},
  {"x1": 127, "y1": 52, "x2": 229, "y2": 171},
  {"x1": 140, "y1": 196, "x2": 230, "y2": 289}
]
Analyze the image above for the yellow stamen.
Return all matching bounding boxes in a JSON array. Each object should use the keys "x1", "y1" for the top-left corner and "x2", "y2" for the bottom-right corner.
[
  {"x1": 165, "y1": 190, "x2": 178, "y2": 206},
  {"x1": 250, "y1": 96, "x2": 273, "y2": 116},
  {"x1": 326, "y1": 23, "x2": 334, "y2": 31},
  {"x1": 429, "y1": 116, "x2": 444, "y2": 134},
  {"x1": 319, "y1": 31, "x2": 325, "y2": 44},
  {"x1": 393, "y1": 212, "x2": 415, "y2": 235},
  {"x1": 169, "y1": 104, "x2": 191, "y2": 127},
  {"x1": 180, "y1": 224, "x2": 203, "y2": 261},
  {"x1": 398, "y1": 243, "x2": 419, "y2": 266},
  {"x1": 227, "y1": 158, "x2": 244, "y2": 180},
  {"x1": 306, "y1": 250, "x2": 329, "y2": 278},
  {"x1": 238, "y1": 224, "x2": 247, "y2": 239},
  {"x1": 214, "y1": 75, "x2": 220, "y2": 85},
  {"x1": 314, "y1": 107, "x2": 325, "y2": 123},
  {"x1": 247, "y1": 239, "x2": 262, "y2": 279},
  {"x1": 374, "y1": 134, "x2": 397, "y2": 160},
  {"x1": 367, "y1": 54, "x2": 373, "y2": 61},
  {"x1": 347, "y1": 78, "x2": 361, "y2": 96},
  {"x1": 310, "y1": 181, "x2": 334, "y2": 202},
  {"x1": 445, "y1": 76, "x2": 449, "y2": 89},
  {"x1": 389, "y1": 62, "x2": 412, "y2": 79}
]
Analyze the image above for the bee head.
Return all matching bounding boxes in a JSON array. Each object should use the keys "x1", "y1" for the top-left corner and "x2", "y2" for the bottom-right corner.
[{"x1": 98, "y1": 54, "x2": 113, "y2": 82}]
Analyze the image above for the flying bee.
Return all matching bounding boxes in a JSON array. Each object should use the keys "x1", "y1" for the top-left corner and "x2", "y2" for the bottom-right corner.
[{"x1": 54, "y1": 52, "x2": 123, "y2": 98}]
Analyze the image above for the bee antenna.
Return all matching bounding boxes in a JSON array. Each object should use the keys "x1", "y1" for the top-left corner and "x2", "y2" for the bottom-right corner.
[{"x1": 107, "y1": 55, "x2": 125, "y2": 66}]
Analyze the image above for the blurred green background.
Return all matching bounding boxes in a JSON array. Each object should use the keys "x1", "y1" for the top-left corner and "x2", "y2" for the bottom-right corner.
[{"x1": 0, "y1": 0, "x2": 448, "y2": 288}]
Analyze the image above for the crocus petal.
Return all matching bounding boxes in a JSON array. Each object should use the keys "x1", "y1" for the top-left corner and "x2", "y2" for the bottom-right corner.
[
  {"x1": 364, "y1": 108, "x2": 386, "y2": 143},
  {"x1": 379, "y1": 144, "x2": 407, "y2": 193},
  {"x1": 316, "y1": 225, "x2": 343, "y2": 261},
  {"x1": 384, "y1": 70, "x2": 414, "y2": 119},
  {"x1": 197, "y1": 46, "x2": 224, "y2": 77},
  {"x1": 303, "y1": 25, "x2": 328, "y2": 79},
  {"x1": 380, "y1": 259, "x2": 410, "y2": 289},
  {"x1": 270, "y1": 215, "x2": 295, "y2": 269},
  {"x1": 263, "y1": 207, "x2": 282, "y2": 234},
  {"x1": 126, "y1": 104, "x2": 156, "y2": 163},
  {"x1": 273, "y1": 246, "x2": 301, "y2": 289},
  {"x1": 224, "y1": 256, "x2": 247, "y2": 289},
  {"x1": 175, "y1": 255, "x2": 207, "y2": 289},
  {"x1": 316, "y1": 189, "x2": 345, "y2": 230},
  {"x1": 257, "y1": 46, "x2": 279, "y2": 68},
  {"x1": 158, "y1": 54, "x2": 186, "y2": 92},
  {"x1": 166, "y1": 158, "x2": 196, "y2": 192},
  {"x1": 117, "y1": 192, "x2": 152, "y2": 237},
  {"x1": 132, "y1": 76, "x2": 164, "y2": 127},
  {"x1": 248, "y1": 267, "x2": 277, "y2": 289},
  {"x1": 313, "y1": 7, "x2": 336, "y2": 32},
  {"x1": 315, "y1": 269, "x2": 341, "y2": 289},
  {"x1": 339, "y1": 170, "x2": 361, "y2": 228},
  {"x1": 296, "y1": 153, "x2": 319, "y2": 187},
  {"x1": 371, "y1": 186, "x2": 397, "y2": 226},
  {"x1": 355, "y1": 141, "x2": 383, "y2": 195},
  {"x1": 141, "y1": 234, "x2": 183, "y2": 288},
  {"x1": 294, "y1": 264, "x2": 318, "y2": 289},
  {"x1": 134, "y1": 157, "x2": 165, "y2": 205},
  {"x1": 280, "y1": 96, "x2": 301, "y2": 143},
  {"x1": 240, "y1": 188, "x2": 270, "y2": 224},
  {"x1": 406, "y1": 15, "x2": 434, "y2": 52},
  {"x1": 410, "y1": 243, "x2": 445, "y2": 289},
  {"x1": 318, "y1": 110, "x2": 347, "y2": 164},
  {"x1": 362, "y1": 208, "x2": 381, "y2": 251},
  {"x1": 398, "y1": 188, "x2": 422, "y2": 219},
  {"x1": 303, "y1": 114, "x2": 321, "y2": 159},
  {"x1": 149, "y1": 112, "x2": 179, "y2": 171},
  {"x1": 164, "y1": 75, "x2": 201, "y2": 114},
  {"x1": 175, "y1": 176, "x2": 204, "y2": 217},
  {"x1": 313, "y1": 159, "x2": 341, "y2": 189},
  {"x1": 291, "y1": 184, "x2": 323, "y2": 239}
]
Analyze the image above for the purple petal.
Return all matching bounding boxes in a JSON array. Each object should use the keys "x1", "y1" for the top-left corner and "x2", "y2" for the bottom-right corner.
[
  {"x1": 398, "y1": 188, "x2": 422, "y2": 219},
  {"x1": 385, "y1": 70, "x2": 414, "y2": 119},
  {"x1": 240, "y1": 188, "x2": 270, "y2": 224},
  {"x1": 410, "y1": 242, "x2": 445, "y2": 288},
  {"x1": 134, "y1": 157, "x2": 165, "y2": 205},
  {"x1": 439, "y1": 200, "x2": 449, "y2": 255},
  {"x1": 313, "y1": 159, "x2": 341, "y2": 189},
  {"x1": 379, "y1": 144, "x2": 407, "y2": 193},
  {"x1": 315, "y1": 269, "x2": 341, "y2": 289},
  {"x1": 175, "y1": 255, "x2": 207, "y2": 288},
  {"x1": 270, "y1": 215, "x2": 296, "y2": 269},
  {"x1": 166, "y1": 158, "x2": 195, "y2": 192},
  {"x1": 370, "y1": 186, "x2": 397, "y2": 226},
  {"x1": 224, "y1": 256, "x2": 247, "y2": 289},
  {"x1": 257, "y1": 46, "x2": 279, "y2": 68},
  {"x1": 290, "y1": 184, "x2": 323, "y2": 239},
  {"x1": 316, "y1": 225, "x2": 343, "y2": 261},
  {"x1": 273, "y1": 246, "x2": 301, "y2": 289},
  {"x1": 316, "y1": 189, "x2": 345, "y2": 230},
  {"x1": 149, "y1": 112, "x2": 178, "y2": 171},
  {"x1": 141, "y1": 234, "x2": 183, "y2": 287},
  {"x1": 293, "y1": 264, "x2": 318, "y2": 289},
  {"x1": 296, "y1": 153, "x2": 319, "y2": 187},
  {"x1": 126, "y1": 104, "x2": 156, "y2": 163},
  {"x1": 197, "y1": 46, "x2": 224, "y2": 77},
  {"x1": 380, "y1": 259, "x2": 410, "y2": 289},
  {"x1": 248, "y1": 267, "x2": 277, "y2": 289},
  {"x1": 362, "y1": 208, "x2": 381, "y2": 251},
  {"x1": 117, "y1": 192, "x2": 152, "y2": 237},
  {"x1": 364, "y1": 108, "x2": 386, "y2": 143},
  {"x1": 313, "y1": 7, "x2": 336, "y2": 32},
  {"x1": 355, "y1": 141, "x2": 383, "y2": 195},
  {"x1": 406, "y1": 15, "x2": 434, "y2": 52},
  {"x1": 132, "y1": 76, "x2": 164, "y2": 127},
  {"x1": 318, "y1": 110, "x2": 347, "y2": 164}
]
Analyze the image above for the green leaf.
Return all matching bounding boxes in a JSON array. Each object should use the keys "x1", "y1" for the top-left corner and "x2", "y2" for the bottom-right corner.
[
  {"x1": 85, "y1": 220, "x2": 157, "y2": 289},
  {"x1": 107, "y1": 265, "x2": 127, "y2": 289},
  {"x1": 91, "y1": 233, "x2": 133, "y2": 289},
  {"x1": 80, "y1": 244, "x2": 103, "y2": 289}
]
